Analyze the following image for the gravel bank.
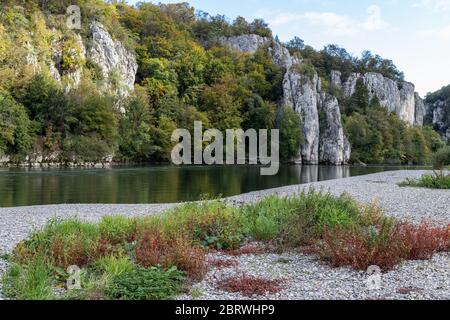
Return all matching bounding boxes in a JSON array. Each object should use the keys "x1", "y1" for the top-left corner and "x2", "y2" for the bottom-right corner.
[{"x1": 0, "y1": 170, "x2": 448, "y2": 300}]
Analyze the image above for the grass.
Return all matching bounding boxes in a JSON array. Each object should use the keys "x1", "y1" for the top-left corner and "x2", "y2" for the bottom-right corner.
[
  {"x1": 1, "y1": 259, "x2": 55, "y2": 300},
  {"x1": 1, "y1": 191, "x2": 448, "y2": 300},
  {"x1": 399, "y1": 171, "x2": 450, "y2": 189},
  {"x1": 105, "y1": 267, "x2": 185, "y2": 300}
]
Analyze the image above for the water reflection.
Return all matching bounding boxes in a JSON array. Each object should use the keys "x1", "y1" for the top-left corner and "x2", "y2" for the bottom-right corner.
[{"x1": 0, "y1": 165, "x2": 417, "y2": 207}]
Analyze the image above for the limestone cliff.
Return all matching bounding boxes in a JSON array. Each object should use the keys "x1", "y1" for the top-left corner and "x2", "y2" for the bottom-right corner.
[
  {"x1": 341, "y1": 72, "x2": 423, "y2": 126},
  {"x1": 87, "y1": 23, "x2": 138, "y2": 96},
  {"x1": 220, "y1": 34, "x2": 427, "y2": 165},
  {"x1": 26, "y1": 23, "x2": 137, "y2": 97},
  {"x1": 221, "y1": 35, "x2": 348, "y2": 165}
]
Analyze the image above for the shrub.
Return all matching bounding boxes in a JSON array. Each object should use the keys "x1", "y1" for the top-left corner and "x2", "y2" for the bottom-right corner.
[
  {"x1": 94, "y1": 255, "x2": 134, "y2": 279},
  {"x1": 98, "y1": 216, "x2": 140, "y2": 245},
  {"x1": 12, "y1": 219, "x2": 100, "y2": 268},
  {"x1": 216, "y1": 275, "x2": 284, "y2": 297},
  {"x1": 105, "y1": 267, "x2": 185, "y2": 300},
  {"x1": 163, "y1": 201, "x2": 245, "y2": 250},
  {"x1": 135, "y1": 227, "x2": 206, "y2": 280},
  {"x1": 432, "y1": 146, "x2": 450, "y2": 169},
  {"x1": 320, "y1": 219, "x2": 449, "y2": 270},
  {"x1": 241, "y1": 196, "x2": 296, "y2": 242},
  {"x1": 242, "y1": 191, "x2": 363, "y2": 247},
  {"x1": 399, "y1": 172, "x2": 450, "y2": 189}
]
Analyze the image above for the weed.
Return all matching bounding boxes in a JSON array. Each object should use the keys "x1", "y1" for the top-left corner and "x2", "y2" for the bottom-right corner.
[
  {"x1": 105, "y1": 266, "x2": 185, "y2": 300},
  {"x1": 135, "y1": 227, "x2": 206, "y2": 280},
  {"x1": 1, "y1": 259, "x2": 54, "y2": 300},
  {"x1": 162, "y1": 201, "x2": 245, "y2": 250},
  {"x1": 320, "y1": 219, "x2": 449, "y2": 270},
  {"x1": 399, "y1": 171, "x2": 450, "y2": 189}
]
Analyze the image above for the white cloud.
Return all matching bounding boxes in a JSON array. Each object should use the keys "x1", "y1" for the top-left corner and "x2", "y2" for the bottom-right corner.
[
  {"x1": 413, "y1": 0, "x2": 450, "y2": 11},
  {"x1": 266, "y1": 5, "x2": 389, "y2": 37},
  {"x1": 419, "y1": 24, "x2": 450, "y2": 39}
]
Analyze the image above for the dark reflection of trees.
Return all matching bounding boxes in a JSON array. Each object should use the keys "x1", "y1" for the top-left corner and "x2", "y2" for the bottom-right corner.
[{"x1": 0, "y1": 165, "x2": 404, "y2": 207}]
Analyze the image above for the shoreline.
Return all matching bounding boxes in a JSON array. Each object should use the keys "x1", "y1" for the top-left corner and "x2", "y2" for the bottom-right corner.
[
  {"x1": 0, "y1": 170, "x2": 449, "y2": 300},
  {"x1": 1, "y1": 170, "x2": 448, "y2": 254}
]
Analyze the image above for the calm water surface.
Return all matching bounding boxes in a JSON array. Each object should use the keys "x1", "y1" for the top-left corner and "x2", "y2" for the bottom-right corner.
[{"x1": 0, "y1": 165, "x2": 424, "y2": 207}]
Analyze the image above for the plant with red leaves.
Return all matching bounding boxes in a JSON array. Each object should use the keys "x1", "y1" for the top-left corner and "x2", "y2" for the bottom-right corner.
[
  {"x1": 207, "y1": 258, "x2": 238, "y2": 269},
  {"x1": 320, "y1": 219, "x2": 449, "y2": 271},
  {"x1": 399, "y1": 221, "x2": 449, "y2": 260},
  {"x1": 216, "y1": 274, "x2": 284, "y2": 297},
  {"x1": 135, "y1": 227, "x2": 207, "y2": 280}
]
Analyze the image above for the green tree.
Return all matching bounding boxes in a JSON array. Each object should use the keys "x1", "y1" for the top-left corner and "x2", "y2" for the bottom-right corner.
[
  {"x1": 0, "y1": 93, "x2": 32, "y2": 156},
  {"x1": 277, "y1": 106, "x2": 302, "y2": 162}
]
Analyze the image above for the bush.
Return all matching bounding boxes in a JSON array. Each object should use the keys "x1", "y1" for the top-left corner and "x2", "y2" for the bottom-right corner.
[
  {"x1": 105, "y1": 267, "x2": 185, "y2": 300},
  {"x1": 242, "y1": 191, "x2": 363, "y2": 247},
  {"x1": 432, "y1": 146, "x2": 450, "y2": 169},
  {"x1": 134, "y1": 227, "x2": 206, "y2": 280},
  {"x1": 162, "y1": 201, "x2": 245, "y2": 250},
  {"x1": 399, "y1": 172, "x2": 450, "y2": 189},
  {"x1": 0, "y1": 93, "x2": 32, "y2": 156},
  {"x1": 320, "y1": 219, "x2": 449, "y2": 270},
  {"x1": 12, "y1": 219, "x2": 100, "y2": 268}
]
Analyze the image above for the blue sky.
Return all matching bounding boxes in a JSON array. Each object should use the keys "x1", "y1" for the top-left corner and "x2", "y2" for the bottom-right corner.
[{"x1": 127, "y1": 0, "x2": 450, "y2": 96}]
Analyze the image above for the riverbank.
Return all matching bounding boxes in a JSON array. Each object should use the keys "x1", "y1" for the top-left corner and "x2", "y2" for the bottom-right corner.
[{"x1": 1, "y1": 170, "x2": 449, "y2": 300}]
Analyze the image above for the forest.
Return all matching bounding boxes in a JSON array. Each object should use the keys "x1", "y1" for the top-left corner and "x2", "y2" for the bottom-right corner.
[{"x1": 0, "y1": 0, "x2": 445, "y2": 165}]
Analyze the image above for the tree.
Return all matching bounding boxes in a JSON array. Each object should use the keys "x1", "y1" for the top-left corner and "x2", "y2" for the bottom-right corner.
[
  {"x1": 200, "y1": 75, "x2": 243, "y2": 131},
  {"x1": 0, "y1": 93, "x2": 32, "y2": 156},
  {"x1": 277, "y1": 106, "x2": 302, "y2": 162},
  {"x1": 286, "y1": 36, "x2": 305, "y2": 52},
  {"x1": 346, "y1": 79, "x2": 369, "y2": 115},
  {"x1": 118, "y1": 88, "x2": 157, "y2": 161}
]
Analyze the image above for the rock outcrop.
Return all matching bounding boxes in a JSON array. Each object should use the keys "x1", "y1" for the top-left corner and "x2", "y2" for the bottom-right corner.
[
  {"x1": 87, "y1": 23, "x2": 138, "y2": 96},
  {"x1": 25, "y1": 22, "x2": 137, "y2": 96},
  {"x1": 414, "y1": 93, "x2": 425, "y2": 126},
  {"x1": 216, "y1": 34, "x2": 430, "y2": 164},
  {"x1": 282, "y1": 72, "x2": 321, "y2": 164},
  {"x1": 318, "y1": 93, "x2": 351, "y2": 165},
  {"x1": 426, "y1": 100, "x2": 450, "y2": 141},
  {"x1": 341, "y1": 72, "x2": 423, "y2": 126},
  {"x1": 218, "y1": 35, "x2": 271, "y2": 54},
  {"x1": 221, "y1": 35, "x2": 349, "y2": 164}
]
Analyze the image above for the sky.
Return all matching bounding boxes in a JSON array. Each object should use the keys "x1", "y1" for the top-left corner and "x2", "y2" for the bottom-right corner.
[{"x1": 127, "y1": 0, "x2": 450, "y2": 96}]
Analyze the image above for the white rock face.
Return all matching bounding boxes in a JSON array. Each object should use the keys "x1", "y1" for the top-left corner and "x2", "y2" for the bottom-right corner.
[
  {"x1": 282, "y1": 72, "x2": 320, "y2": 164},
  {"x1": 414, "y1": 93, "x2": 425, "y2": 126},
  {"x1": 88, "y1": 23, "x2": 138, "y2": 96},
  {"x1": 49, "y1": 34, "x2": 86, "y2": 91},
  {"x1": 268, "y1": 40, "x2": 300, "y2": 69},
  {"x1": 342, "y1": 72, "x2": 421, "y2": 125},
  {"x1": 218, "y1": 35, "x2": 271, "y2": 54},
  {"x1": 318, "y1": 93, "x2": 351, "y2": 165},
  {"x1": 330, "y1": 70, "x2": 342, "y2": 88}
]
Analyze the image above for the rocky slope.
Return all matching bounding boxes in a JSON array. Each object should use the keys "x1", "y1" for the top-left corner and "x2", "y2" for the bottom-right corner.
[
  {"x1": 425, "y1": 86, "x2": 450, "y2": 141},
  {"x1": 29, "y1": 22, "x2": 137, "y2": 97},
  {"x1": 220, "y1": 35, "x2": 426, "y2": 165}
]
